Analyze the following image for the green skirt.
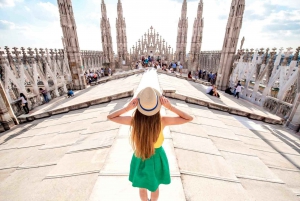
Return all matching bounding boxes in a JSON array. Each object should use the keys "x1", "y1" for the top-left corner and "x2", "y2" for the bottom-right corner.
[{"x1": 129, "y1": 146, "x2": 171, "y2": 192}]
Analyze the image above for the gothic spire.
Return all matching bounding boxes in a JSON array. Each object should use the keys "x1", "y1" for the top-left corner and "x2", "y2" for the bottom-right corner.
[
  {"x1": 188, "y1": 0, "x2": 204, "y2": 71},
  {"x1": 176, "y1": 0, "x2": 188, "y2": 67},
  {"x1": 101, "y1": 0, "x2": 107, "y2": 19},
  {"x1": 181, "y1": 0, "x2": 187, "y2": 19},
  {"x1": 216, "y1": 0, "x2": 245, "y2": 90},
  {"x1": 100, "y1": 0, "x2": 114, "y2": 68},
  {"x1": 117, "y1": 0, "x2": 123, "y2": 19},
  {"x1": 116, "y1": 0, "x2": 128, "y2": 65},
  {"x1": 197, "y1": 0, "x2": 203, "y2": 19}
]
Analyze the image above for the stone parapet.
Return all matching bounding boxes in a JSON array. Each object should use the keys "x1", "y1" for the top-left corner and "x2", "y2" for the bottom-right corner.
[
  {"x1": 162, "y1": 88, "x2": 283, "y2": 125},
  {"x1": 13, "y1": 69, "x2": 144, "y2": 126},
  {"x1": 17, "y1": 90, "x2": 133, "y2": 124}
]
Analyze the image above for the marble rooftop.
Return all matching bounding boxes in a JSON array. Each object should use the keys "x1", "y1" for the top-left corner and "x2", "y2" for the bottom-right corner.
[{"x1": 0, "y1": 69, "x2": 299, "y2": 201}]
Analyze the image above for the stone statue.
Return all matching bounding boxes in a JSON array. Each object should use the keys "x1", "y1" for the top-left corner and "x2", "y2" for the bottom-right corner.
[{"x1": 240, "y1": 36, "x2": 245, "y2": 50}]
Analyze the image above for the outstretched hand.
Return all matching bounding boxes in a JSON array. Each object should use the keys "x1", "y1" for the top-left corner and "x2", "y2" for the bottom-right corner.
[
  {"x1": 160, "y1": 96, "x2": 172, "y2": 110},
  {"x1": 126, "y1": 98, "x2": 138, "y2": 111}
]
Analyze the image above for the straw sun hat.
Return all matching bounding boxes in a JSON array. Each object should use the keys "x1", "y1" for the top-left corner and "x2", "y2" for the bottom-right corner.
[{"x1": 137, "y1": 87, "x2": 161, "y2": 116}]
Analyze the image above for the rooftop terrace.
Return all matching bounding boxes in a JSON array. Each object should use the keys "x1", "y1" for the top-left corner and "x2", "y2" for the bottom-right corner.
[{"x1": 0, "y1": 69, "x2": 299, "y2": 201}]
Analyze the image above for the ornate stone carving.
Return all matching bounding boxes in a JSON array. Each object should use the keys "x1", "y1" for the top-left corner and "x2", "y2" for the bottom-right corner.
[
  {"x1": 130, "y1": 27, "x2": 173, "y2": 63},
  {"x1": 175, "y1": 0, "x2": 188, "y2": 66},
  {"x1": 116, "y1": 0, "x2": 128, "y2": 66},
  {"x1": 188, "y1": 0, "x2": 204, "y2": 71},
  {"x1": 57, "y1": 0, "x2": 86, "y2": 89},
  {"x1": 216, "y1": 0, "x2": 245, "y2": 90},
  {"x1": 101, "y1": 0, "x2": 114, "y2": 69}
]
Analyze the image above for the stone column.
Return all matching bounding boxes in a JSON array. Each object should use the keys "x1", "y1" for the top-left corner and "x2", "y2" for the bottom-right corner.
[
  {"x1": 216, "y1": 0, "x2": 245, "y2": 90},
  {"x1": 57, "y1": 0, "x2": 86, "y2": 90}
]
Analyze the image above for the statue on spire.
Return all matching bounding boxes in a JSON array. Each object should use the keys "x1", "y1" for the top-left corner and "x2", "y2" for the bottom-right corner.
[
  {"x1": 188, "y1": 0, "x2": 204, "y2": 71},
  {"x1": 176, "y1": 0, "x2": 188, "y2": 68},
  {"x1": 240, "y1": 36, "x2": 245, "y2": 50},
  {"x1": 101, "y1": 0, "x2": 114, "y2": 69},
  {"x1": 116, "y1": 0, "x2": 128, "y2": 67}
]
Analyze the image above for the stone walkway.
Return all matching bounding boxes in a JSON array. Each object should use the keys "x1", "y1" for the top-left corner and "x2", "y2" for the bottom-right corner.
[
  {"x1": 18, "y1": 70, "x2": 143, "y2": 123},
  {"x1": 0, "y1": 69, "x2": 299, "y2": 200},
  {"x1": 158, "y1": 73, "x2": 283, "y2": 124}
]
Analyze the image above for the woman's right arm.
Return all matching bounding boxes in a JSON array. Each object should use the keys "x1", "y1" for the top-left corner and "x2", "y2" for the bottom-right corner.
[
  {"x1": 160, "y1": 97, "x2": 193, "y2": 126},
  {"x1": 107, "y1": 98, "x2": 138, "y2": 125}
]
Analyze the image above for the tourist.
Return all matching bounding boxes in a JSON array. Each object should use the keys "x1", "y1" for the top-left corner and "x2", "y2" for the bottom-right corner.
[
  {"x1": 179, "y1": 64, "x2": 183, "y2": 76},
  {"x1": 172, "y1": 62, "x2": 177, "y2": 72},
  {"x1": 208, "y1": 85, "x2": 220, "y2": 98},
  {"x1": 233, "y1": 80, "x2": 240, "y2": 96},
  {"x1": 235, "y1": 82, "x2": 242, "y2": 99},
  {"x1": 67, "y1": 89, "x2": 74, "y2": 98},
  {"x1": 101, "y1": 68, "x2": 104, "y2": 77},
  {"x1": 144, "y1": 58, "x2": 148, "y2": 67},
  {"x1": 202, "y1": 70, "x2": 206, "y2": 79},
  {"x1": 109, "y1": 67, "x2": 112, "y2": 76},
  {"x1": 188, "y1": 71, "x2": 192, "y2": 78},
  {"x1": 198, "y1": 69, "x2": 202, "y2": 79},
  {"x1": 206, "y1": 85, "x2": 213, "y2": 93},
  {"x1": 89, "y1": 71, "x2": 94, "y2": 78},
  {"x1": 19, "y1": 93, "x2": 29, "y2": 114},
  {"x1": 39, "y1": 88, "x2": 49, "y2": 103},
  {"x1": 208, "y1": 72, "x2": 213, "y2": 82},
  {"x1": 212, "y1": 73, "x2": 217, "y2": 84},
  {"x1": 225, "y1": 87, "x2": 233, "y2": 95},
  {"x1": 93, "y1": 73, "x2": 98, "y2": 81},
  {"x1": 107, "y1": 87, "x2": 193, "y2": 201}
]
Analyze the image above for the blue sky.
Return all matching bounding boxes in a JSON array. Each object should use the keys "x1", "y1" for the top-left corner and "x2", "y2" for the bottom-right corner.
[{"x1": 0, "y1": 0, "x2": 299, "y2": 54}]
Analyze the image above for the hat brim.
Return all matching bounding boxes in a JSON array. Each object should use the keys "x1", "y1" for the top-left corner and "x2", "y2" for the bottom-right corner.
[{"x1": 137, "y1": 88, "x2": 162, "y2": 116}]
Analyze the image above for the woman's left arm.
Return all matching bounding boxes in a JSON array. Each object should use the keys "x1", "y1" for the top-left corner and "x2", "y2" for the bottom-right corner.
[
  {"x1": 107, "y1": 98, "x2": 138, "y2": 125},
  {"x1": 160, "y1": 96, "x2": 193, "y2": 126}
]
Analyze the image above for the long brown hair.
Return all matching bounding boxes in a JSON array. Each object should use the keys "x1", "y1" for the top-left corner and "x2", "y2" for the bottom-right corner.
[{"x1": 130, "y1": 109, "x2": 161, "y2": 160}]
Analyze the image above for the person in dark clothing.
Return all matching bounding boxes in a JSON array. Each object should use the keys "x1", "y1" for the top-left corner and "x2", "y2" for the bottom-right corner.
[
  {"x1": 225, "y1": 87, "x2": 233, "y2": 95},
  {"x1": 188, "y1": 71, "x2": 192, "y2": 78},
  {"x1": 198, "y1": 70, "x2": 202, "y2": 79},
  {"x1": 39, "y1": 88, "x2": 49, "y2": 103},
  {"x1": 19, "y1": 93, "x2": 29, "y2": 114}
]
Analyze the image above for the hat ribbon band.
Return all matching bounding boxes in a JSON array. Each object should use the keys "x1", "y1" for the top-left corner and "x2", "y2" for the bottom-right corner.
[{"x1": 138, "y1": 96, "x2": 158, "y2": 112}]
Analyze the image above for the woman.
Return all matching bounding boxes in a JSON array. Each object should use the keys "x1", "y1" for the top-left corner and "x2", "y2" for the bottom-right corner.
[
  {"x1": 188, "y1": 71, "x2": 192, "y2": 78},
  {"x1": 208, "y1": 85, "x2": 220, "y2": 98},
  {"x1": 107, "y1": 87, "x2": 193, "y2": 201},
  {"x1": 19, "y1": 93, "x2": 29, "y2": 114}
]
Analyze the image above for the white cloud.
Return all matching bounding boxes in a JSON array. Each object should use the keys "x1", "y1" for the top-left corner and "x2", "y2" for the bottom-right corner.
[
  {"x1": 0, "y1": 20, "x2": 15, "y2": 29},
  {"x1": 0, "y1": 20, "x2": 30, "y2": 32},
  {"x1": 0, "y1": 0, "x2": 22, "y2": 8},
  {"x1": 35, "y1": 2, "x2": 59, "y2": 21},
  {"x1": 24, "y1": 5, "x2": 30, "y2": 12}
]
